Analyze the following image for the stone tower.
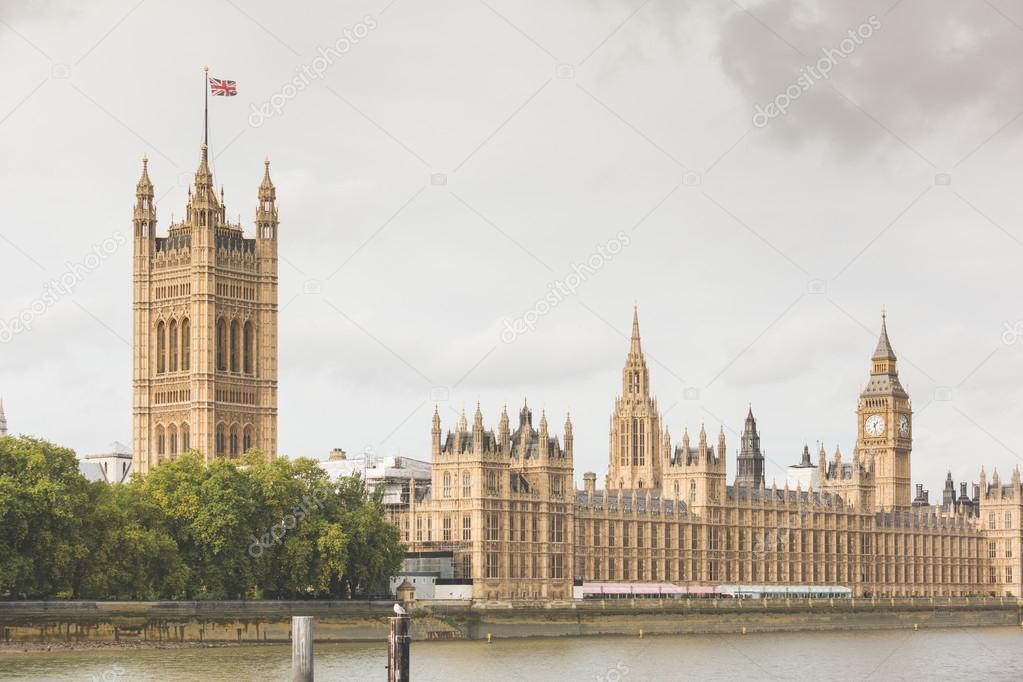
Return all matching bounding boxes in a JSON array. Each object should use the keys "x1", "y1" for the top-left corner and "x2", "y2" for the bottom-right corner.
[
  {"x1": 606, "y1": 307, "x2": 661, "y2": 490},
  {"x1": 0, "y1": 398, "x2": 7, "y2": 436},
  {"x1": 854, "y1": 313, "x2": 911, "y2": 511},
  {"x1": 734, "y1": 406, "x2": 764, "y2": 489},
  {"x1": 132, "y1": 147, "x2": 278, "y2": 475}
]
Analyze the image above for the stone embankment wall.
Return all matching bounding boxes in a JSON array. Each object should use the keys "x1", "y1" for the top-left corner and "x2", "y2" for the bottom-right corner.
[{"x1": 0, "y1": 598, "x2": 1019, "y2": 644}]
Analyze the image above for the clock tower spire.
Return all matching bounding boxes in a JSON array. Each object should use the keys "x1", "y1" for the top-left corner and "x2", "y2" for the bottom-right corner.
[{"x1": 856, "y1": 312, "x2": 912, "y2": 511}]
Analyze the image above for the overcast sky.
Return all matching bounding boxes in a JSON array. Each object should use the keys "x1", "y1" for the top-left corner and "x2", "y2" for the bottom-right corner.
[{"x1": 2, "y1": 0, "x2": 1022, "y2": 495}]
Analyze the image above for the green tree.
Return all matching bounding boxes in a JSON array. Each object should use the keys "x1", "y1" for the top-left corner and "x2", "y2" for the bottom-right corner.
[
  {"x1": 75, "y1": 482, "x2": 185, "y2": 599},
  {"x1": 0, "y1": 437, "x2": 90, "y2": 598}
]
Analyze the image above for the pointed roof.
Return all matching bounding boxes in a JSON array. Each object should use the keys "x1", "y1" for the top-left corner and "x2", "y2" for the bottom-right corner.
[
  {"x1": 0, "y1": 397, "x2": 7, "y2": 436},
  {"x1": 630, "y1": 305, "x2": 642, "y2": 354},
  {"x1": 872, "y1": 312, "x2": 896, "y2": 361},
  {"x1": 136, "y1": 155, "x2": 153, "y2": 193},
  {"x1": 744, "y1": 405, "x2": 756, "y2": 429},
  {"x1": 192, "y1": 144, "x2": 218, "y2": 205},
  {"x1": 259, "y1": 156, "x2": 276, "y2": 200}
]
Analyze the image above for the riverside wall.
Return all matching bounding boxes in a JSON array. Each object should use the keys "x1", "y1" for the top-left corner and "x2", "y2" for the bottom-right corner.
[{"x1": 0, "y1": 598, "x2": 1019, "y2": 644}]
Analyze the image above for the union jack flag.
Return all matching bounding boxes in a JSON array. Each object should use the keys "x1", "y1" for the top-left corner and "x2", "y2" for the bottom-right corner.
[{"x1": 209, "y1": 77, "x2": 237, "y2": 96}]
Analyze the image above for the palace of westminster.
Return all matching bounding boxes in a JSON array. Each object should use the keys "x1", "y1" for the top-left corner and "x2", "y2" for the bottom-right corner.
[{"x1": 110, "y1": 140, "x2": 1023, "y2": 601}]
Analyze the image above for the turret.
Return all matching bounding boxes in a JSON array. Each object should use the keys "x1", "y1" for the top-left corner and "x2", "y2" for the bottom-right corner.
[
  {"x1": 942, "y1": 471, "x2": 955, "y2": 510},
  {"x1": 563, "y1": 413, "x2": 573, "y2": 459},
  {"x1": 735, "y1": 406, "x2": 764, "y2": 489},
  {"x1": 717, "y1": 427, "x2": 726, "y2": 465},
  {"x1": 256, "y1": 157, "x2": 278, "y2": 248},
  {"x1": 0, "y1": 398, "x2": 7, "y2": 436},
  {"x1": 472, "y1": 401, "x2": 484, "y2": 438},
  {"x1": 134, "y1": 155, "x2": 156, "y2": 253},
  {"x1": 498, "y1": 405, "x2": 510, "y2": 455},
  {"x1": 431, "y1": 405, "x2": 441, "y2": 458},
  {"x1": 538, "y1": 410, "x2": 549, "y2": 458}
]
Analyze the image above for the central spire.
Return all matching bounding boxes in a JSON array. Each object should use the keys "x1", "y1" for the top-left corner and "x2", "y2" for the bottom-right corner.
[{"x1": 630, "y1": 305, "x2": 642, "y2": 355}]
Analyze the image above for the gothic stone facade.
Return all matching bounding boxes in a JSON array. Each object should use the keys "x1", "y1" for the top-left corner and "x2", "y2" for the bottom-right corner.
[
  {"x1": 389, "y1": 311, "x2": 1022, "y2": 600},
  {"x1": 132, "y1": 147, "x2": 278, "y2": 474}
]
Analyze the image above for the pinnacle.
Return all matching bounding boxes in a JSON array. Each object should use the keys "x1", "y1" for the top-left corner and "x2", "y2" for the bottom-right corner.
[
  {"x1": 872, "y1": 312, "x2": 896, "y2": 361},
  {"x1": 630, "y1": 305, "x2": 642, "y2": 355}
]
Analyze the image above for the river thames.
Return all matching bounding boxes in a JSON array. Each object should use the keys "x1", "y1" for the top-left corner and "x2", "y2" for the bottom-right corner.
[{"x1": 1, "y1": 627, "x2": 1021, "y2": 681}]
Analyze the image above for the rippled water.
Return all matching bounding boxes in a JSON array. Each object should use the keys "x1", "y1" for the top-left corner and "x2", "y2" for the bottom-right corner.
[{"x1": 2, "y1": 627, "x2": 1021, "y2": 681}]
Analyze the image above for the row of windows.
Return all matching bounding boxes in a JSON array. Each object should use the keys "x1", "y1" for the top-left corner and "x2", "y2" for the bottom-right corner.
[
  {"x1": 214, "y1": 389, "x2": 257, "y2": 405},
  {"x1": 155, "y1": 422, "x2": 257, "y2": 457},
  {"x1": 216, "y1": 282, "x2": 256, "y2": 300},
  {"x1": 987, "y1": 541, "x2": 1015, "y2": 559},
  {"x1": 484, "y1": 512, "x2": 565, "y2": 544},
  {"x1": 215, "y1": 318, "x2": 256, "y2": 375},
  {"x1": 155, "y1": 318, "x2": 190, "y2": 374},
  {"x1": 990, "y1": 567, "x2": 1013, "y2": 583},
  {"x1": 441, "y1": 472, "x2": 472, "y2": 498},
  {"x1": 441, "y1": 471, "x2": 566, "y2": 498},
  {"x1": 216, "y1": 423, "x2": 255, "y2": 457},
  {"x1": 987, "y1": 511, "x2": 1014, "y2": 529},
  {"x1": 155, "y1": 423, "x2": 190, "y2": 457},
  {"x1": 154, "y1": 389, "x2": 191, "y2": 405},
  {"x1": 618, "y1": 417, "x2": 646, "y2": 467},
  {"x1": 485, "y1": 552, "x2": 564, "y2": 579},
  {"x1": 155, "y1": 283, "x2": 191, "y2": 300}
]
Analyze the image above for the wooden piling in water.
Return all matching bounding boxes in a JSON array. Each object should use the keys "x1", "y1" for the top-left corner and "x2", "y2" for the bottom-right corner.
[
  {"x1": 388, "y1": 615, "x2": 411, "y2": 682},
  {"x1": 292, "y1": 616, "x2": 314, "y2": 682}
]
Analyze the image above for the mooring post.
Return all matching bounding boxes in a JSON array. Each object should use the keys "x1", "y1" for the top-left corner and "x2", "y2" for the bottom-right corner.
[
  {"x1": 388, "y1": 615, "x2": 411, "y2": 682},
  {"x1": 292, "y1": 616, "x2": 314, "y2": 682}
]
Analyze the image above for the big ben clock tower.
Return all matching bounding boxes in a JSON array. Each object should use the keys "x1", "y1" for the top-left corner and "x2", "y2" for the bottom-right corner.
[{"x1": 855, "y1": 312, "x2": 912, "y2": 511}]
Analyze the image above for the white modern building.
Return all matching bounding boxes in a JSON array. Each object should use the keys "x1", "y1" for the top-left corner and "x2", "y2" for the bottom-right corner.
[
  {"x1": 317, "y1": 448, "x2": 432, "y2": 504},
  {"x1": 79, "y1": 441, "x2": 134, "y2": 484}
]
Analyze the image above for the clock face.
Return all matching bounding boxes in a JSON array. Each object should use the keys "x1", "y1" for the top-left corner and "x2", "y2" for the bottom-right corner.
[
  {"x1": 865, "y1": 414, "x2": 886, "y2": 437},
  {"x1": 898, "y1": 414, "x2": 909, "y2": 437}
]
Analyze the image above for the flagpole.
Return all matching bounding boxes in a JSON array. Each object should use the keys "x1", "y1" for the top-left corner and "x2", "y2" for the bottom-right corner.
[{"x1": 203, "y1": 65, "x2": 209, "y2": 148}]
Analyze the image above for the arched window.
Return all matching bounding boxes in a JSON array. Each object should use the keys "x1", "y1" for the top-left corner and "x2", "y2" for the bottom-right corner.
[
  {"x1": 230, "y1": 320, "x2": 240, "y2": 373},
  {"x1": 156, "y1": 425, "x2": 166, "y2": 457},
  {"x1": 216, "y1": 319, "x2": 227, "y2": 371},
  {"x1": 156, "y1": 321, "x2": 166, "y2": 374},
  {"x1": 443, "y1": 472, "x2": 452, "y2": 497},
  {"x1": 180, "y1": 318, "x2": 190, "y2": 371},
  {"x1": 168, "y1": 424, "x2": 178, "y2": 456},
  {"x1": 243, "y1": 425, "x2": 253, "y2": 453},
  {"x1": 168, "y1": 319, "x2": 178, "y2": 372},
  {"x1": 229, "y1": 424, "x2": 239, "y2": 456},
  {"x1": 181, "y1": 422, "x2": 190, "y2": 452},
  {"x1": 689, "y1": 481, "x2": 696, "y2": 503},
  {"x1": 243, "y1": 321, "x2": 254, "y2": 375},
  {"x1": 216, "y1": 423, "x2": 226, "y2": 456}
]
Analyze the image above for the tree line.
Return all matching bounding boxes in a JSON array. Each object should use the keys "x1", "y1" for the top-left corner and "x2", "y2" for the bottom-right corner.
[{"x1": 0, "y1": 436, "x2": 405, "y2": 600}]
